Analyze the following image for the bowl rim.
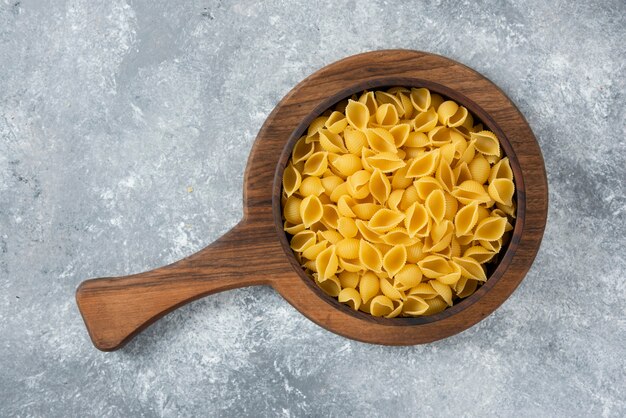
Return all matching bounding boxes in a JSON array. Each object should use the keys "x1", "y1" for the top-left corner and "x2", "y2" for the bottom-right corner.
[{"x1": 272, "y1": 77, "x2": 525, "y2": 326}]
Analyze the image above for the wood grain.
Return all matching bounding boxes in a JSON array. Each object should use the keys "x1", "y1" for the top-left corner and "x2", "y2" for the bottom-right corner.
[{"x1": 76, "y1": 50, "x2": 548, "y2": 350}]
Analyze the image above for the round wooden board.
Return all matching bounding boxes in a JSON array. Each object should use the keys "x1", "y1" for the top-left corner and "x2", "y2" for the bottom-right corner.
[{"x1": 76, "y1": 50, "x2": 548, "y2": 350}]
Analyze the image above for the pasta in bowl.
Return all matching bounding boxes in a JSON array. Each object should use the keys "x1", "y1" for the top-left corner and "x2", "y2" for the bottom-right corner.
[{"x1": 281, "y1": 87, "x2": 516, "y2": 318}]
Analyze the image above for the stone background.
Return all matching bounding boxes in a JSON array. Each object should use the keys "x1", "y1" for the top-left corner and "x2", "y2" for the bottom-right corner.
[{"x1": 1, "y1": 0, "x2": 625, "y2": 416}]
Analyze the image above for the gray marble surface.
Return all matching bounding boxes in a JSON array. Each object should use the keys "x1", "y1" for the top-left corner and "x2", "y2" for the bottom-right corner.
[{"x1": 1, "y1": 0, "x2": 625, "y2": 416}]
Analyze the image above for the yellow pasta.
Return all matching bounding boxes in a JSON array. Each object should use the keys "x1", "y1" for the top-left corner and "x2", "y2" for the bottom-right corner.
[{"x1": 282, "y1": 88, "x2": 516, "y2": 317}]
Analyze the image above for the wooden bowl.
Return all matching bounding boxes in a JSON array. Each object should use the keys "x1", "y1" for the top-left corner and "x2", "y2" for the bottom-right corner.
[{"x1": 76, "y1": 50, "x2": 548, "y2": 351}]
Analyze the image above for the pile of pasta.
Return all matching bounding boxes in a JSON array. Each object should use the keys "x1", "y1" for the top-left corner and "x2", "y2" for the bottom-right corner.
[{"x1": 281, "y1": 87, "x2": 516, "y2": 318}]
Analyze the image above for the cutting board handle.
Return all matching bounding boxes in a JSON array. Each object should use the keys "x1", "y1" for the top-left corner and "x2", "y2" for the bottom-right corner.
[{"x1": 76, "y1": 220, "x2": 273, "y2": 351}]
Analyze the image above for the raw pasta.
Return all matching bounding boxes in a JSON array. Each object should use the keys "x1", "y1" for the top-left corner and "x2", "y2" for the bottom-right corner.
[{"x1": 282, "y1": 87, "x2": 516, "y2": 317}]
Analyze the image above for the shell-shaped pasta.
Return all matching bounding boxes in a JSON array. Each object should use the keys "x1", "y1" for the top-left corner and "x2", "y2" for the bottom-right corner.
[
  {"x1": 346, "y1": 170, "x2": 371, "y2": 199},
  {"x1": 359, "y1": 271, "x2": 380, "y2": 303},
  {"x1": 496, "y1": 201, "x2": 517, "y2": 218},
  {"x1": 424, "y1": 220, "x2": 453, "y2": 253},
  {"x1": 365, "y1": 128, "x2": 397, "y2": 153},
  {"x1": 488, "y1": 178, "x2": 515, "y2": 206},
  {"x1": 319, "y1": 129, "x2": 347, "y2": 153},
  {"x1": 299, "y1": 176, "x2": 324, "y2": 196},
  {"x1": 375, "y1": 91, "x2": 404, "y2": 116},
  {"x1": 448, "y1": 106, "x2": 468, "y2": 128},
  {"x1": 437, "y1": 101, "x2": 459, "y2": 126},
  {"x1": 318, "y1": 230, "x2": 343, "y2": 244},
  {"x1": 423, "y1": 296, "x2": 448, "y2": 315},
  {"x1": 339, "y1": 257, "x2": 361, "y2": 273},
  {"x1": 471, "y1": 130, "x2": 501, "y2": 156},
  {"x1": 405, "y1": 202, "x2": 430, "y2": 238},
  {"x1": 322, "y1": 204, "x2": 339, "y2": 229},
  {"x1": 454, "y1": 202, "x2": 479, "y2": 237},
  {"x1": 452, "y1": 256, "x2": 488, "y2": 281},
  {"x1": 463, "y1": 245, "x2": 496, "y2": 263},
  {"x1": 355, "y1": 219, "x2": 383, "y2": 243},
  {"x1": 453, "y1": 161, "x2": 473, "y2": 184},
  {"x1": 284, "y1": 195, "x2": 303, "y2": 224},
  {"x1": 358, "y1": 91, "x2": 378, "y2": 114},
  {"x1": 489, "y1": 157, "x2": 513, "y2": 182},
  {"x1": 380, "y1": 277, "x2": 404, "y2": 301},
  {"x1": 456, "y1": 278, "x2": 479, "y2": 298},
  {"x1": 479, "y1": 238, "x2": 502, "y2": 253},
  {"x1": 474, "y1": 216, "x2": 507, "y2": 241},
  {"x1": 425, "y1": 189, "x2": 446, "y2": 224},
  {"x1": 418, "y1": 255, "x2": 451, "y2": 279},
  {"x1": 366, "y1": 152, "x2": 406, "y2": 173},
  {"x1": 284, "y1": 221, "x2": 305, "y2": 235},
  {"x1": 414, "y1": 176, "x2": 442, "y2": 201},
  {"x1": 375, "y1": 103, "x2": 399, "y2": 127},
  {"x1": 435, "y1": 262, "x2": 461, "y2": 286},
  {"x1": 369, "y1": 169, "x2": 391, "y2": 204},
  {"x1": 344, "y1": 128, "x2": 367, "y2": 154},
  {"x1": 290, "y1": 230, "x2": 316, "y2": 252},
  {"x1": 436, "y1": 159, "x2": 456, "y2": 193},
  {"x1": 403, "y1": 295, "x2": 429, "y2": 315},
  {"x1": 338, "y1": 271, "x2": 360, "y2": 288},
  {"x1": 385, "y1": 299, "x2": 404, "y2": 318},
  {"x1": 329, "y1": 181, "x2": 349, "y2": 203},
  {"x1": 325, "y1": 111, "x2": 348, "y2": 134},
  {"x1": 430, "y1": 93, "x2": 444, "y2": 111},
  {"x1": 307, "y1": 116, "x2": 328, "y2": 137},
  {"x1": 337, "y1": 216, "x2": 358, "y2": 238},
  {"x1": 359, "y1": 240, "x2": 383, "y2": 272},
  {"x1": 406, "y1": 149, "x2": 440, "y2": 178},
  {"x1": 430, "y1": 280, "x2": 453, "y2": 306},
  {"x1": 450, "y1": 236, "x2": 461, "y2": 258},
  {"x1": 330, "y1": 153, "x2": 363, "y2": 177},
  {"x1": 352, "y1": 203, "x2": 381, "y2": 221},
  {"x1": 320, "y1": 175, "x2": 343, "y2": 196},
  {"x1": 382, "y1": 244, "x2": 407, "y2": 277},
  {"x1": 300, "y1": 195, "x2": 324, "y2": 227},
  {"x1": 404, "y1": 132, "x2": 430, "y2": 149},
  {"x1": 292, "y1": 136, "x2": 314, "y2": 164},
  {"x1": 451, "y1": 180, "x2": 491, "y2": 205},
  {"x1": 345, "y1": 99, "x2": 370, "y2": 131},
  {"x1": 400, "y1": 185, "x2": 420, "y2": 211},
  {"x1": 428, "y1": 126, "x2": 452, "y2": 147},
  {"x1": 410, "y1": 88, "x2": 431, "y2": 112},
  {"x1": 335, "y1": 238, "x2": 360, "y2": 259},
  {"x1": 381, "y1": 228, "x2": 418, "y2": 246},
  {"x1": 413, "y1": 107, "x2": 438, "y2": 132},
  {"x1": 390, "y1": 164, "x2": 412, "y2": 190},
  {"x1": 369, "y1": 295, "x2": 395, "y2": 317},
  {"x1": 337, "y1": 195, "x2": 357, "y2": 217},
  {"x1": 406, "y1": 242, "x2": 424, "y2": 263},
  {"x1": 303, "y1": 151, "x2": 328, "y2": 176},
  {"x1": 443, "y1": 192, "x2": 458, "y2": 221},
  {"x1": 369, "y1": 209, "x2": 405, "y2": 232},
  {"x1": 387, "y1": 189, "x2": 404, "y2": 211},
  {"x1": 283, "y1": 164, "x2": 302, "y2": 197},
  {"x1": 301, "y1": 240, "x2": 328, "y2": 260},
  {"x1": 315, "y1": 274, "x2": 341, "y2": 297},
  {"x1": 468, "y1": 154, "x2": 491, "y2": 184},
  {"x1": 459, "y1": 142, "x2": 476, "y2": 165},
  {"x1": 338, "y1": 287, "x2": 362, "y2": 310},
  {"x1": 408, "y1": 282, "x2": 439, "y2": 299},
  {"x1": 398, "y1": 92, "x2": 414, "y2": 119},
  {"x1": 360, "y1": 147, "x2": 376, "y2": 171},
  {"x1": 439, "y1": 142, "x2": 456, "y2": 165},
  {"x1": 475, "y1": 205, "x2": 491, "y2": 224},
  {"x1": 389, "y1": 123, "x2": 411, "y2": 147},
  {"x1": 395, "y1": 264, "x2": 422, "y2": 288},
  {"x1": 315, "y1": 246, "x2": 339, "y2": 280}
]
